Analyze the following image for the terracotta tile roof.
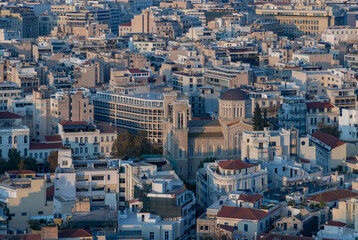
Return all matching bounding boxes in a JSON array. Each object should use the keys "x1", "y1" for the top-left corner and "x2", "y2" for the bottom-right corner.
[
  {"x1": 58, "y1": 229, "x2": 92, "y2": 238},
  {"x1": 306, "y1": 102, "x2": 335, "y2": 110},
  {"x1": 0, "y1": 111, "x2": 22, "y2": 120},
  {"x1": 259, "y1": 233, "x2": 314, "y2": 240},
  {"x1": 8, "y1": 170, "x2": 35, "y2": 175},
  {"x1": 325, "y1": 221, "x2": 346, "y2": 227},
  {"x1": 58, "y1": 120, "x2": 88, "y2": 126},
  {"x1": 309, "y1": 189, "x2": 358, "y2": 203},
  {"x1": 218, "y1": 160, "x2": 255, "y2": 170},
  {"x1": 29, "y1": 142, "x2": 63, "y2": 150},
  {"x1": 44, "y1": 135, "x2": 62, "y2": 142},
  {"x1": 119, "y1": 22, "x2": 131, "y2": 27},
  {"x1": 217, "y1": 206, "x2": 268, "y2": 220},
  {"x1": 310, "y1": 131, "x2": 345, "y2": 149},
  {"x1": 238, "y1": 194, "x2": 263, "y2": 203}
]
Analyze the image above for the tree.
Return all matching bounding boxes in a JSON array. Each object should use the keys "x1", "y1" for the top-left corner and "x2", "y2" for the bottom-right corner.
[
  {"x1": 47, "y1": 151, "x2": 59, "y2": 172},
  {"x1": 112, "y1": 131, "x2": 162, "y2": 159},
  {"x1": 318, "y1": 123, "x2": 340, "y2": 138},
  {"x1": 252, "y1": 103, "x2": 263, "y2": 131},
  {"x1": 0, "y1": 158, "x2": 8, "y2": 174},
  {"x1": 7, "y1": 148, "x2": 21, "y2": 171},
  {"x1": 23, "y1": 157, "x2": 37, "y2": 171},
  {"x1": 262, "y1": 108, "x2": 269, "y2": 128}
]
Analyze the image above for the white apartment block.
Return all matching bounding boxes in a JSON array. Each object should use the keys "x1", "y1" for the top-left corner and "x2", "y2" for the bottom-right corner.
[
  {"x1": 241, "y1": 128, "x2": 297, "y2": 163},
  {"x1": 322, "y1": 26, "x2": 358, "y2": 45},
  {"x1": 54, "y1": 149, "x2": 128, "y2": 214},
  {"x1": 339, "y1": 108, "x2": 358, "y2": 140}
]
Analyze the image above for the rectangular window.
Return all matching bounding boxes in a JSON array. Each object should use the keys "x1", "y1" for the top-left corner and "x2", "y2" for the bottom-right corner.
[
  {"x1": 38, "y1": 211, "x2": 43, "y2": 215},
  {"x1": 165, "y1": 231, "x2": 169, "y2": 240},
  {"x1": 92, "y1": 175, "x2": 104, "y2": 181},
  {"x1": 244, "y1": 224, "x2": 248, "y2": 232},
  {"x1": 22, "y1": 212, "x2": 27, "y2": 216},
  {"x1": 149, "y1": 232, "x2": 155, "y2": 240}
]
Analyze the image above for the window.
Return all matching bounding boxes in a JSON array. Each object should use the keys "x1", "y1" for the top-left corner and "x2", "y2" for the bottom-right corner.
[
  {"x1": 149, "y1": 232, "x2": 155, "y2": 240},
  {"x1": 38, "y1": 211, "x2": 43, "y2": 215},
  {"x1": 75, "y1": 137, "x2": 78, "y2": 143},
  {"x1": 178, "y1": 111, "x2": 184, "y2": 129},
  {"x1": 94, "y1": 137, "x2": 98, "y2": 143},
  {"x1": 24, "y1": 135, "x2": 28, "y2": 143},
  {"x1": 22, "y1": 212, "x2": 27, "y2": 216},
  {"x1": 8, "y1": 136, "x2": 12, "y2": 144},
  {"x1": 244, "y1": 224, "x2": 248, "y2": 232},
  {"x1": 92, "y1": 175, "x2": 104, "y2": 181},
  {"x1": 294, "y1": 224, "x2": 297, "y2": 230},
  {"x1": 217, "y1": 145, "x2": 222, "y2": 155},
  {"x1": 233, "y1": 132, "x2": 242, "y2": 154}
]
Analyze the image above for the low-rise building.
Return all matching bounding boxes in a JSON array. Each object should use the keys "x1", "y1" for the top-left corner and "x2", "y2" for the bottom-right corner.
[{"x1": 196, "y1": 159, "x2": 268, "y2": 210}]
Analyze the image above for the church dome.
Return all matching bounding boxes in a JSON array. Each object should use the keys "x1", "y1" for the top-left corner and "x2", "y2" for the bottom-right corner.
[{"x1": 220, "y1": 88, "x2": 250, "y2": 101}]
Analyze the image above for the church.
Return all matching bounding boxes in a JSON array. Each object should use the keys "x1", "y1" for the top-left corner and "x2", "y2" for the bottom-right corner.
[{"x1": 163, "y1": 88, "x2": 254, "y2": 182}]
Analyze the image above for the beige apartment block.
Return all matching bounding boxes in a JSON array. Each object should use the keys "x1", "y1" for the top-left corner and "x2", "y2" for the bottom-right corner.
[{"x1": 0, "y1": 172, "x2": 53, "y2": 232}]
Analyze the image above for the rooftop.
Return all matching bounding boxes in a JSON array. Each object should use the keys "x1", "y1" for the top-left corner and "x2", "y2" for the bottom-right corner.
[
  {"x1": 217, "y1": 206, "x2": 268, "y2": 220},
  {"x1": 310, "y1": 131, "x2": 345, "y2": 149},
  {"x1": 218, "y1": 160, "x2": 255, "y2": 170},
  {"x1": 309, "y1": 189, "x2": 358, "y2": 203}
]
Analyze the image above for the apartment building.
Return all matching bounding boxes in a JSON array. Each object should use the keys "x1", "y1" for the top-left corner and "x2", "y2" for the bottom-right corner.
[
  {"x1": 93, "y1": 91, "x2": 166, "y2": 144},
  {"x1": 0, "y1": 171, "x2": 53, "y2": 232},
  {"x1": 241, "y1": 128, "x2": 298, "y2": 163},
  {"x1": 0, "y1": 81, "x2": 21, "y2": 111},
  {"x1": 0, "y1": 111, "x2": 30, "y2": 159},
  {"x1": 322, "y1": 26, "x2": 358, "y2": 45},
  {"x1": 59, "y1": 121, "x2": 124, "y2": 158},
  {"x1": 50, "y1": 89, "x2": 94, "y2": 133},
  {"x1": 204, "y1": 64, "x2": 254, "y2": 92},
  {"x1": 278, "y1": 97, "x2": 307, "y2": 136},
  {"x1": 306, "y1": 101, "x2": 339, "y2": 134},
  {"x1": 326, "y1": 88, "x2": 357, "y2": 109},
  {"x1": 197, "y1": 192, "x2": 280, "y2": 240},
  {"x1": 196, "y1": 160, "x2": 268, "y2": 209},
  {"x1": 339, "y1": 108, "x2": 358, "y2": 140},
  {"x1": 54, "y1": 149, "x2": 127, "y2": 214},
  {"x1": 255, "y1": 4, "x2": 341, "y2": 37},
  {"x1": 308, "y1": 131, "x2": 346, "y2": 172}
]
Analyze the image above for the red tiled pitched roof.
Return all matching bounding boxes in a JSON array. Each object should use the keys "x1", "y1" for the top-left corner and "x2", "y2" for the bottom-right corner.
[
  {"x1": 325, "y1": 221, "x2": 346, "y2": 227},
  {"x1": 217, "y1": 206, "x2": 268, "y2": 220},
  {"x1": 310, "y1": 131, "x2": 345, "y2": 149},
  {"x1": 238, "y1": 194, "x2": 263, "y2": 203},
  {"x1": 309, "y1": 189, "x2": 358, "y2": 203},
  {"x1": 218, "y1": 160, "x2": 255, "y2": 170},
  {"x1": 58, "y1": 229, "x2": 92, "y2": 238},
  {"x1": 29, "y1": 142, "x2": 63, "y2": 150},
  {"x1": 0, "y1": 111, "x2": 22, "y2": 120},
  {"x1": 45, "y1": 135, "x2": 62, "y2": 142},
  {"x1": 306, "y1": 102, "x2": 335, "y2": 110}
]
